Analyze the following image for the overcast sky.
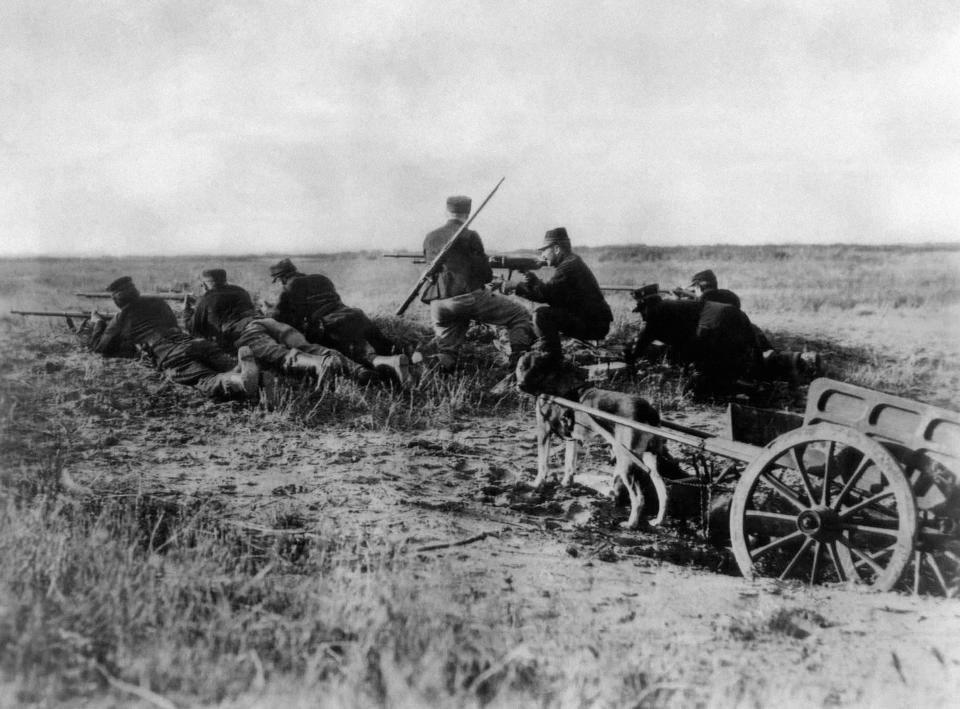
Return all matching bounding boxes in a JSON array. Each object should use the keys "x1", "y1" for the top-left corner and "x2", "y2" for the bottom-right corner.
[{"x1": 3, "y1": 0, "x2": 959, "y2": 256}]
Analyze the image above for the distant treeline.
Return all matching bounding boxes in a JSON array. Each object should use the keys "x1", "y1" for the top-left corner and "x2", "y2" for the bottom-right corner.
[{"x1": 5, "y1": 242, "x2": 959, "y2": 263}]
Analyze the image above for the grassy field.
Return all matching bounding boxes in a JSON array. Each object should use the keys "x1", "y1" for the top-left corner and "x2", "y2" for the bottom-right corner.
[{"x1": 1, "y1": 244, "x2": 959, "y2": 707}]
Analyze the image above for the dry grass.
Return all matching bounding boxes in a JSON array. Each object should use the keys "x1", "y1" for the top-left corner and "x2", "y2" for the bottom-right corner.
[{"x1": 0, "y1": 244, "x2": 958, "y2": 706}]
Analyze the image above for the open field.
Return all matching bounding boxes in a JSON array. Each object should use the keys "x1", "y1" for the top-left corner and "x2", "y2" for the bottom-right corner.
[{"x1": 1, "y1": 244, "x2": 959, "y2": 708}]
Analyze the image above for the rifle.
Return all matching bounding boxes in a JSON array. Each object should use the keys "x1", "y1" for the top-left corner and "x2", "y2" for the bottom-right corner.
[
  {"x1": 599, "y1": 285, "x2": 641, "y2": 292},
  {"x1": 10, "y1": 310, "x2": 103, "y2": 332},
  {"x1": 487, "y1": 255, "x2": 542, "y2": 280},
  {"x1": 395, "y1": 177, "x2": 506, "y2": 316},
  {"x1": 75, "y1": 291, "x2": 193, "y2": 301},
  {"x1": 383, "y1": 253, "x2": 426, "y2": 264}
]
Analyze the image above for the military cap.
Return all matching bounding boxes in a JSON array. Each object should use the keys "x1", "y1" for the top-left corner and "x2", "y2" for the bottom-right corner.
[
  {"x1": 635, "y1": 283, "x2": 661, "y2": 300},
  {"x1": 269, "y1": 258, "x2": 297, "y2": 282},
  {"x1": 690, "y1": 269, "x2": 718, "y2": 288},
  {"x1": 539, "y1": 227, "x2": 571, "y2": 251},
  {"x1": 201, "y1": 268, "x2": 227, "y2": 285},
  {"x1": 106, "y1": 276, "x2": 135, "y2": 293},
  {"x1": 446, "y1": 195, "x2": 472, "y2": 215},
  {"x1": 631, "y1": 283, "x2": 662, "y2": 312}
]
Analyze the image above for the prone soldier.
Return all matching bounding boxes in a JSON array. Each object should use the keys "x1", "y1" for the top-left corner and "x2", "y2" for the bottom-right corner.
[
  {"x1": 627, "y1": 284, "x2": 761, "y2": 399},
  {"x1": 267, "y1": 259, "x2": 410, "y2": 384},
  {"x1": 88, "y1": 276, "x2": 264, "y2": 401},
  {"x1": 188, "y1": 268, "x2": 401, "y2": 387}
]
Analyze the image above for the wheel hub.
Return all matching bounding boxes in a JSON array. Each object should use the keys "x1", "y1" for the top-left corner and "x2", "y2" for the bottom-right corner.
[{"x1": 796, "y1": 506, "x2": 842, "y2": 542}]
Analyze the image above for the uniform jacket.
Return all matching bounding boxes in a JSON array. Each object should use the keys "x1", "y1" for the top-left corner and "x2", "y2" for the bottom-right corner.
[
  {"x1": 700, "y1": 287, "x2": 741, "y2": 309},
  {"x1": 92, "y1": 296, "x2": 192, "y2": 366},
  {"x1": 270, "y1": 273, "x2": 344, "y2": 328},
  {"x1": 515, "y1": 253, "x2": 612, "y2": 325},
  {"x1": 421, "y1": 219, "x2": 493, "y2": 302},
  {"x1": 188, "y1": 284, "x2": 260, "y2": 348}
]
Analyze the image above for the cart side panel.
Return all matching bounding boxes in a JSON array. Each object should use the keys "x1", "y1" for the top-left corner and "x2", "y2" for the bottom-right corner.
[{"x1": 803, "y1": 378, "x2": 960, "y2": 463}]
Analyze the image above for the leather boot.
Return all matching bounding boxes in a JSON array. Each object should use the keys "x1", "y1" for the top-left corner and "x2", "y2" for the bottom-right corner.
[
  {"x1": 371, "y1": 354, "x2": 411, "y2": 386},
  {"x1": 284, "y1": 348, "x2": 339, "y2": 388},
  {"x1": 214, "y1": 346, "x2": 261, "y2": 399}
]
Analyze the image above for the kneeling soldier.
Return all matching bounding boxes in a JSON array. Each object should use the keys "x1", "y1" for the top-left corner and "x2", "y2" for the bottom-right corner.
[
  {"x1": 89, "y1": 276, "x2": 262, "y2": 401},
  {"x1": 510, "y1": 227, "x2": 612, "y2": 364}
]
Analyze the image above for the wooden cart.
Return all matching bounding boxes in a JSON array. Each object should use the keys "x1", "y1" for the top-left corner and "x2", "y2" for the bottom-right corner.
[{"x1": 540, "y1": 377, "x2": 960, "y2": 595}]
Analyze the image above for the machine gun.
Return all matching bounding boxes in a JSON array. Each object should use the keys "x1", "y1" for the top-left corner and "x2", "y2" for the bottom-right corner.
[
  {"x1": 10, "y1": 310, "x2": 104, "y2": 332},
  {"x1": 487, "y1": 255, "x2": 542, "y2": 280},
  {"x1": 601, "y1": 284, "x2": 697, "y2": 299},
  {"x1": 387, "y1": 253, "x2": 541, "y2": 281}
]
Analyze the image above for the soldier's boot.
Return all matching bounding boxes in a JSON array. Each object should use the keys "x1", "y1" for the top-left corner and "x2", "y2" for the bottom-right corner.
[
  {"x1": 798, "y1": 351, "x2": 822, "y2": 377},
  {"x1": 490, "y1": 347, "x2": 529, "y2": 395},
  {"x1": 371, "y1": 354, "x2": 411, "y2": 386},
  {"x1": 214, "y1": 346, "x2": 261, "y2": 399},
  {"x1": 259, "y1": 370, "x2": 279, "y2": 410},
  {"x1": 283, "y1": 348, "x2": 340, "y2": 389},
  {"x1": 762, "y1": 350, "x2": 801, "y2": 388}
]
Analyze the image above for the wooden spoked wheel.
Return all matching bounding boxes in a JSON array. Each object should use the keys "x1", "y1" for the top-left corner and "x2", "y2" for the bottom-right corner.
[
  {"x1": 896, "y1": 521, "x2": 960, "y2": 597},
  {"x1": 730, "y1": 424, "x2": 917, "y2": 591}
]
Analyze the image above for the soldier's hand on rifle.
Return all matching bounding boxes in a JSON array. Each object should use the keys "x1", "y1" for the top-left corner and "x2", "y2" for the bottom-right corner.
[
  {"x1": 523, "y1": 271, "x2": 540, "y2": 288},
  {"x1": 499, "y1": 278, "x2": 518, "y2": 295}
]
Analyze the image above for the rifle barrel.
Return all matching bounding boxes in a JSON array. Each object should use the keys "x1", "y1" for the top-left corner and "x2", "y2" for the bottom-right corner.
[
  {"x1": 599, "y1": 285, "x2": 640, "y2": 292},
  {"x1": 75, "y1": 291, "x2": 191, "y2": 300},
  {"x1": 396, "y1": 177, "x2": 505, "y2": 316},
  {"x1": 11, "y1": 310, "x2": 93, "y2": 317}
]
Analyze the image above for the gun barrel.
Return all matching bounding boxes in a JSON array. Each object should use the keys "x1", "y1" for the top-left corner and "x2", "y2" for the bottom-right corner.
[
  {"x1": 75, "y1": 291, "x2": 191, "y2": 300},
  {"x1": 599, "y1": 285, "x2": 640, "y2": 292},
  {"x1": 11, "y1": 310, "x2": 93, "y2": 318}
]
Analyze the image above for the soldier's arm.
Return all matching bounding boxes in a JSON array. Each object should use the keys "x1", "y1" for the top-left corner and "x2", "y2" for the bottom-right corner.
[{"x1": 90, "y1": 313, "x2": 127, "y2": 356}]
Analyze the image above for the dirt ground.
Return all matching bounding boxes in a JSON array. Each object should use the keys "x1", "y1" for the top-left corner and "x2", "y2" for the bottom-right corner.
[{"x1": 37, "y1": 348, "x2": 958, "y2": 707}]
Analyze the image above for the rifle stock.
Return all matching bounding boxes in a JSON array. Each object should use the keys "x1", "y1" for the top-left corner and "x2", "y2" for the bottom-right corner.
[{"x1": 395, "y1": 177, "x2": 506, "y2": 316}]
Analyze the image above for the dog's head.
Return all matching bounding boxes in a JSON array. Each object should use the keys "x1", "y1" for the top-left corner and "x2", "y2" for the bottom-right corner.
[{"x1": 516, "y1": 351, "x2": 587, "y2": 397}]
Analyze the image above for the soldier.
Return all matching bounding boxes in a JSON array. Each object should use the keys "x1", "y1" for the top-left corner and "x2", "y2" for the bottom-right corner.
[
  {"x1": 267, "y1": 259, "x2": 410, "y2": 384},
  {"x1": 189, "y1": 268, "x2": 402, "y2": 387},
  {"x1": 690, "y1": 269, "x2": 741, "y2": 308},
  {"x1": 421, "y1": 195, "x2": 534, "y2": 371},
  {"x1": 88, "y1": 276, "x2": 262, "y2": 401},
  {"x1": 627, "y1": 284, "x2": 761, "y2": 398},
  {"x1": 509, "y1": 227, "x2": 612, "y2": 364},
  {"x1": 688, "y1": 269, "x2": 821, "y2": 382}
]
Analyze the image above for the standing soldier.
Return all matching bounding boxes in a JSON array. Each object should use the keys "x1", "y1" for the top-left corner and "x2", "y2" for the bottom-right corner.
[
  {"x1": 267, "y1": 259, "x2": 410, "y2": 384},
  {"x1": 189, "y1": 268, "x2": 401, "y2": 387},
  {"x1": 509, "y1": 227, "x2": 612, "y2": 364},
  {"x1": 421, "y1": 195, "x2": 534, "y2": 372},
  {"x1": 88, "y1": 276, "x2": 263, "y2": 401}
]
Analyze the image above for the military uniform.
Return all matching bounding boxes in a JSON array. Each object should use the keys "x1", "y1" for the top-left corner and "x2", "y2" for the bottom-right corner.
[
  {"x1": 188, "y1": 274, "x2": 352, "y2": 377},
  {"x1": 269, "y1": 262, "x2": 395, "y2": 365},
  {"x1": 421, "y1": 196, "x2": 533, "y2": 369},
  {"x1": 629, "y1": 295, "x2": 760, "y2": 396},
  {"x1": 515, "y1": 228, "x2": 612, "y2": 359},
  {"x1": 91, "y1": 279, "x2": 249, "y2": 398}
]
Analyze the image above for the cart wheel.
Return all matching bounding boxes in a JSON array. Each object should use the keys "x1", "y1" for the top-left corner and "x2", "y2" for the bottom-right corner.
[
  {"x1": 730, "y1": 423, "x2": 917, "y2": 591},
  {"x1": 896, "y1": 521, "x2": 960, "y2": 597}
]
